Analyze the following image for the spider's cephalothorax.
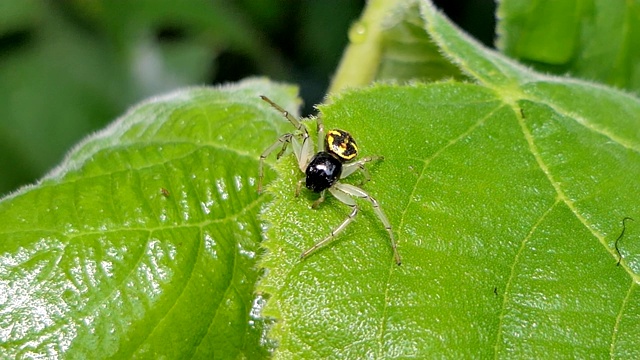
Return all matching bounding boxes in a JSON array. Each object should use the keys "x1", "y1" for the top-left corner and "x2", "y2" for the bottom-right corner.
[
  {"x1": 258, "y1": 96, "x2": 401, "y2": 265},
  {"x1": 325, "y1": 129, "x2": 358, "y2": 161}
]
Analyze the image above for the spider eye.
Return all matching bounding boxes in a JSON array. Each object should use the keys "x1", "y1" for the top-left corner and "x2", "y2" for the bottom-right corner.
[{"x1": 325, "y1": 129, "x2": 358, "y2": 161}]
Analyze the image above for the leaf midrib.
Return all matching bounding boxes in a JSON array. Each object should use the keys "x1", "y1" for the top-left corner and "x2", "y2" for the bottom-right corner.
[
  {"x1": 422, "y1": 1, "x2": 639, "y2": 279},
  {"x1": 514, "y1": 103, "x2": 639, "y2": 281}
]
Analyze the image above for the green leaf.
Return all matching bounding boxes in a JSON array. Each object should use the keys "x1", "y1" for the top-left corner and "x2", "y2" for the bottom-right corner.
[
  {"x1": 496, "y1": 0, "x2": 640, "y2": 91},
  {"x1": 330, "y1": 0, "x2": 463, "y2": 93},
  {"x1": 376, "y1": 1, "x2": 463, "y2": 83},
  {"x1": 259, "y1": 1, "x2": 640, "y2": 358},
  {"x1": 329, "y1": 0, "x2": 405, "y2": 93},
  {"x1": 0, "y1": 78, "x2": 299, "y2": 358}
]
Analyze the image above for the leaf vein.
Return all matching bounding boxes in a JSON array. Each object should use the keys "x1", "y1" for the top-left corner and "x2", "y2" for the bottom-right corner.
[
  {"x1": 515, "y1": 107, "x2": 639, "y2": 281},
  {"x1": 527, "y1": 90, "x2": 640, "y2": 153},
  {"x1": 385, "y1": 102, "x2": 504, "y2": 358},
  {"x1": 610, "y1": 280, "x2": 637, "y2": 357},
  {"x1": 131, "y1": 224, "x2": 203, "y2": 356},
  {"x1": 493, "y1": 199, "x2": 559, "y2": 358},
  {"x1": 193, "y1": 231, "x2": 239, "y2": 357}
]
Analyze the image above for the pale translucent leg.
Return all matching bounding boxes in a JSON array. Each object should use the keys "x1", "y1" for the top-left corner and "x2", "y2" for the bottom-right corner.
[
  {"x1": 294, "y1": 134, "x2": 313, "y2": 172},
  {"x1": 260, "y1": 96, "x2": 305, "y2": 132},
  {"x1": 259, "y1": 96, "x2": 313, "y2": 192},
  {"x1": 341, "y1": 155, "x2": 384, "y2": 182},
  {"x1": 300, "y1": 182, "x2": 402, "y2": 265},
  {"x1": 333, "y1": 183, "x2": 401, "y2": 265},
  {"x1": 311, "y1": 190, "x2": 326, "y2": 209},
  {"x1": 258, "y1": 133, "x2": 293, "y2": 193},
  {"x1": 295, "y1": 178, "x2": 305, "y2": 197},
  {"x1": 301, "y1": 187, "x2": 357, "y2": 260},
  {"x1": 261, "y1": 95, "x2": 314, "y2": 171},
  {"x1": 315, "y1": 115, "x2": 326, "y2": 151}
]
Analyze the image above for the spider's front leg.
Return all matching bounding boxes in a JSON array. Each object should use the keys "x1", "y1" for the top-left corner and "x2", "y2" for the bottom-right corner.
[
  {"x1": 258, "y1": 96, "x2": 313, "y2": 193},
  {"x1": 258, "y1": 133, "x2": 294, "y2": 193}
]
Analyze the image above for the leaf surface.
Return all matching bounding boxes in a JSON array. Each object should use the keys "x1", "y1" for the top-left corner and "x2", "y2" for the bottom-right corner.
[
  {"x1": 259, "y1": 1, "x2": 640, "y2": 358},
  {"x1": 376, "y1": 1, "x2": 463, "y2": 83},
  {"x1": 497, "y1": 0, "x2": 640, "y2": 91},
  {"x1": 0, "y1": 78, "x2": 298, "y2": 358}
]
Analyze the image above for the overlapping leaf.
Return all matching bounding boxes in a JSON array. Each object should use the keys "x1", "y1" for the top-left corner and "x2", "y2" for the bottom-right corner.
[
  {"x1": 0, "y1": 79, "x2": 298, "y2": 358},
  {"x1": 497, "y1": 0, "x2": 640, "y2": 91}
]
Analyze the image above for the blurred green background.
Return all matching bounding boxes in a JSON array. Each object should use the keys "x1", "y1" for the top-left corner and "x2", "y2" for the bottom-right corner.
[{"x1": 0, "y1": 0, "x2": 494, "y2": 197}]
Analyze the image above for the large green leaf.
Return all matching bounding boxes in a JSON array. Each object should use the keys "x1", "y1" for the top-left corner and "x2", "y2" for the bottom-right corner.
[
  {"x1": 0, "y1": 78, "x2": 298, "y2": 358},
  {"x1": 259, "y1": 1, "x2": 640, "y2": 358},
  {"x1": 3, "y1": 0, "x2": 640, "y2": 358},
  {"x1": 497, "y1": 0, "x2": 640, "y2": 91}
]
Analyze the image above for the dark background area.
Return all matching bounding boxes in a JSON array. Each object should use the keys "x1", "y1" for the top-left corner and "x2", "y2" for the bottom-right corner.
[{"x1": 0, "y1": 0, "x2": 495, "y2": 196}]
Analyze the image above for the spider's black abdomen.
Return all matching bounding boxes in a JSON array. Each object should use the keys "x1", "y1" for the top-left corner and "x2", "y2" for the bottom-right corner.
[{"x1": 305, "y1": 152, "x2": 342, "y2": 192}]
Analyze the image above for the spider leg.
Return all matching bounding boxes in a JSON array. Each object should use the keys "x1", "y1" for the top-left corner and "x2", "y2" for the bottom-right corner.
[
  {"x1": 334, "y1": 182, "x2": 401, "y2": 265},
  {"x1": 341, "y1": 155, "x2": 384, "y2": 184},
  {"x1": 311, "y1": 190, "x2": 326, "y2": 209},
  {"x1": 258, "y1": 133, "x2": 294, "y2": 193},
  {"x1": 301, "y1": 187, "x2": 358, "y2": 260},
  {"x1": 295, "y1": 178, "x2": 305, "y2": 197},
  {"x1": 316, "y1": 115, "x2": 326, "y2": 151},
  {"x1": 260, "y1": 95, "x2": 313, "y2": 173},
  {"x1": 296, "y1": 131, "x2": 313, "y2": 172},
  {"x1": 260, "y1": 96, "x2": 305, "y2": 132}
]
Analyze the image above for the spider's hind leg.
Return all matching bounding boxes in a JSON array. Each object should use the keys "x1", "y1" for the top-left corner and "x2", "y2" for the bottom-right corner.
[
  {"x1": 300, "y1": 187, "x2": 358, "y2": 260},
  {"x1": 333, "y1": 182, "x2": 401, "y2": 265},
  {"x1": 300, "y1": 181, "x2": 402, "y2": 266}
]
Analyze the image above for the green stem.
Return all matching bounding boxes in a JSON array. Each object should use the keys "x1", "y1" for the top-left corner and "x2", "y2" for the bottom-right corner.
[{"x1": 328, "y1": 0, "x2": 404, "y2": 95}]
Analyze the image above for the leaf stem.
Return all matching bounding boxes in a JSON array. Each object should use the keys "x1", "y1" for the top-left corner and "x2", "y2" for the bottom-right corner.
[{"x1": 328, "y1": 0, "x2": 404, "y2": 95}]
